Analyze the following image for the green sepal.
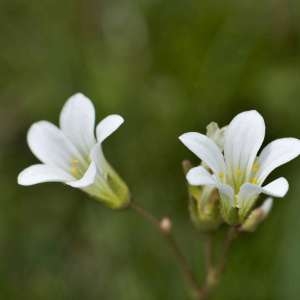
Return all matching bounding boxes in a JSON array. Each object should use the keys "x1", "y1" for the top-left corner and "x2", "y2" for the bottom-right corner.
[
  {"x1": 85, "y1": 163, "x2": 130, "y2": 210},
  {"x1": 188, "y1": 185, "x2": 222, "y2": 232},
  {"x1": 220, "y1": 200, "x2": 239, "y2": 226}
]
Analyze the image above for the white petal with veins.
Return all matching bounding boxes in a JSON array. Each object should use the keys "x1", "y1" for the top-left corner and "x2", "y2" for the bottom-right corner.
[
  {"x1": 96, "y1": 115, "x2": 124, "y2": 143},
  {"x1": 257, "y1": 138, "x2": 300, "y2": 183},
  {"x1": 186, "y1": 166, "x2": 216, "y2": 186},
  {"x1": 67, "y1": 162, "x2": 97, "y2": 188},
  {"x1": 179, "y1": 132, "x2": 226, "y2": 175},
  {"x1": 262, "y1": 177, "x2": 289, "y2": 198},
  {"x1": 27, "y1": 121, "x2": 83, "y2": 172},
  {"x1": 18, "y1": 164, "x2": 74, "y2": 186},
  {"x1": 224, "y1": 110, "x2": 265, "y2": 183},
  {"x1": 60, "y1": 93, "x2": 96, "y2": 156}
]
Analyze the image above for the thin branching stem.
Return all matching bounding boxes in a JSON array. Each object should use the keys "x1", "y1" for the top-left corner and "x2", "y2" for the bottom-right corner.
[
  {"x1": 130, "y1": 201, "x2": 160, "y2": 228},
  {"x1": 129, "y1": 201, "x2": 204, "y2": 299},
  {"x1": 198, "y1": 227, "x2": 240, "y2": 300},
  {"x1": 129, "y1": 200, "x2": 240, "y2": 300},
  {"x1": 203, "y1": 233, "x2": 214, "y2": 275},
  {"x1": 216, "y1": 227, "x2": 239, "y2": 275}
]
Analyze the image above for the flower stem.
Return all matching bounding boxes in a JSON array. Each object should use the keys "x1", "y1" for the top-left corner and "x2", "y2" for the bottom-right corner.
[
  {"x1": 129, "y1": 201, "x2": 203, "y2": 299},
  {"x1": 203, "y1": 233, "x2": 214, "y2": 275},
  {"x1": 216, "y1": 227, "x2": 239, "y2": 276},
  {"x1": 197, "y1": 228, "x2": 239, "y2": 300},
  {"x1": 129, "y1": 201, "x2": 240, "y2": 300}
]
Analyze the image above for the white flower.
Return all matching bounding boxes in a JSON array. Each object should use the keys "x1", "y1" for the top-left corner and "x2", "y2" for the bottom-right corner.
[
  {"x1": 18, "y1": 93, "x2": 130, "y2": 208},
  {"x1": 180, "y1": 110, "x2": 300, "y2": 224}
]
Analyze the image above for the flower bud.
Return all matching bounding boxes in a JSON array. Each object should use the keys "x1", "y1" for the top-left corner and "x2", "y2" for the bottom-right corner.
[
  {"x1": 206, "y1": 122, "x2": 227, "y2": 151},
  {"x1": 188, "y1": 185, "x2": 222, "y2": 231},
  {"x1": 183, "y1": 160, "x2": 222, "y2": 231},
  {"x1": 160, "y1": 217, "x2": 172, "y2": 234},
  {"x1": 240, "y1": 198, "x2": 273, "y2": 232}
]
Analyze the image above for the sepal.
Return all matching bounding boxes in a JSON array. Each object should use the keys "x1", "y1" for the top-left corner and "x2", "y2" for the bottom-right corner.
[{"x1": 188, "y1": 185, "x2": 222, "y2": 231}]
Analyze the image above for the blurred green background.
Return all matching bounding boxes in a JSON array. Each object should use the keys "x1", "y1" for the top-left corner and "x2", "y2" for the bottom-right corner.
[{"x1": 1, "y1": 0, "x2": 300, "y2": 299}]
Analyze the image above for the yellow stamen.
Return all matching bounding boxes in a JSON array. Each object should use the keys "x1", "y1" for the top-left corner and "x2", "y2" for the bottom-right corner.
[
  {"x1": 235, "y1": 168, "x2": 242, "y2": 178},
  {"x1": 235, "y1": 168, "x2": 243, "y2": 182},
  {"x1": 251, "y1": 177, "x2": 258, "y2": 185},
  {"x1": 219, "y1": 172, "x2": 225, "y2": 181},
  {"x1": 252, "y1": 161, "x2": 260, "y2": 173},
  {"x1": 70, "y1": 159, "x2": 80, "y2": 177}
]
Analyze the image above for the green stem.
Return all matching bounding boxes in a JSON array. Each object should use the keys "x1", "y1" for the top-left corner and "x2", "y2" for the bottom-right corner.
[
  {"x1": 198, "y1": 227, "x2": 239, "y2": 300},
  {"x1": 130, "y1": 201, "x2": 203, "y2": 299},
  {"x1": 216, "y1": 227, "x2": 239, "y2": 276},
  {"x1": 203, "y1": 233, "x2": 214, "y2": 275},
  {"x1": 129, "y1": 200, "x2": 239, "y2": 300}
]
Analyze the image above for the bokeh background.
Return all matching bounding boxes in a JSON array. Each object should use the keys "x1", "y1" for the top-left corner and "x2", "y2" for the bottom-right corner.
[{"x1": 1, "y1": 0, "x2": 300, "y2": 299}]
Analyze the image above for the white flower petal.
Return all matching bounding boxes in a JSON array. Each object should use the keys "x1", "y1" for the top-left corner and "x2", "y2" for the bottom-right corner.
[
  {"x1": 18, "y1": 164, "x2": 74, "y2": 186},
  {"x1": 179, "y1": 132, "x2": 226, "y2": 175},
  {"x1": 238, "y1": 183, "x2": 261, "y2": 206},
  {"x1": 91, "y1": 143, "x2": 106, "y2": 172},
  {"x1": 96, "y1": 115, "x2": 124, "y2": 144},
  {"x1": 186, "y1": 166, "x2": 216, "y2": 186},
  {"x1": 86, "y1": 143, "x2": 115, "y2": 196},
  {"x1": 67, "y1": 162, "x2": 97, "y2": 188},
  {"x1": 60, "y1": 93, "x2": 96, "y2": 156},
  {"x1": 262, "y1": 177, "x2": 289, "y2": 198},
  {"x1": 27, "y1": 121, "x2": 83, "y2": 172},
  {"x1": 224, "y1": 110, "x2": 265, "y2": 182},
  {"x1": 239, "y1": 177, "x2": 289, "y2": 203},
  {"x1": 237, "y1": 183, "x2": 262, "y2": 220},
  {"x1": 238, "y1": 177, "x2": 288, "y2": 217},
  {"x1": 257, "y1": 138, "x2": 300, "y2": 183},
  {"x1": 217, "y1": 183, "x2": 235, "y2": 206}
]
